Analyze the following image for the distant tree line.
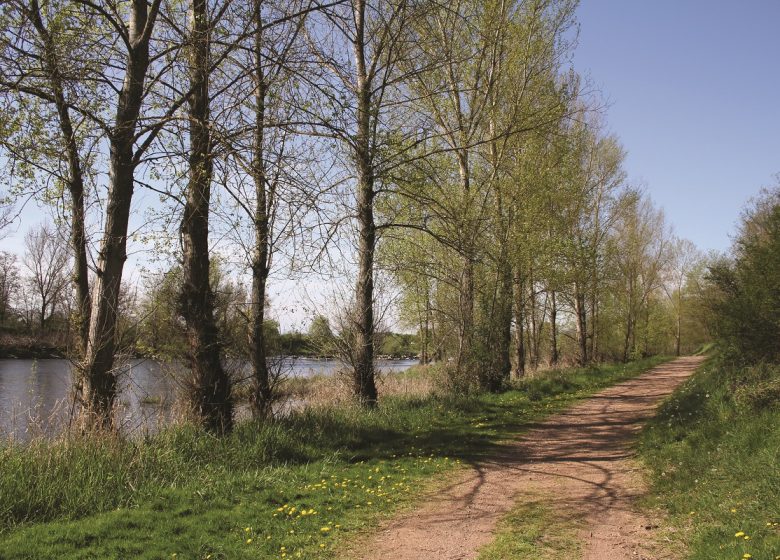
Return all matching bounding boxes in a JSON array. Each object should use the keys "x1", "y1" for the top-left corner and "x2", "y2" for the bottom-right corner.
[{"x1": 0, "y1": 234, "x2": 418, "y2": 359}]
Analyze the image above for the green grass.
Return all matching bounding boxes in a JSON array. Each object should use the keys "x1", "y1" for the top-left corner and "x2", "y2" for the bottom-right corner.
[
  {"x1": 638, "y1": 357, "x2": 780, "y2": 560},
  {"x1": 0, "y1": 356, "x2": 669, "y2": 559},
  {"x1": 476, "y1": 498, "x2": 580, "y2": 560}
]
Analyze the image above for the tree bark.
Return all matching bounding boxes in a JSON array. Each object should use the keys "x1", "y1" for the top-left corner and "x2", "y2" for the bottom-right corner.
[
  {"x1": 351, "y1": 0, "x2": 377, "y2": 406},
  {"x1": 493, "y1": 260, "x2": 513, "y2": 389},
  {"x1": 512, "y1": 272, "x2": 526, "y2": 377},
  {"x1": 549, "y1": 289, "x2": 558, "y2": 366},
  {"x1": 420, "y1": 279, "x2": 431, "y2": 364},
  {"x1": 455, "y1": 152, "x2": 475, "y2": 376},
  {"x1": 178, "y1": 0, "x2": 233, "y2": 433},
  {"x1": 574, "y1": 282, "x2": 588, "y2": 366},
  {"x1": 249, "y1": 0, "x2": 273, "y2": 417},
  {"x1": 675, "y1": 307, "x2": 681, "y2": 356},
  {"x1": 528, "y1": 282, "x2": 539, "y2": 369}
]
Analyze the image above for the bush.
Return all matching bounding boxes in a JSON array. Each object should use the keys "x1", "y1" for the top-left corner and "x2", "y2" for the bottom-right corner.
[{"x1": 708, "y1": 187, "x2": 780, "y2": 364}]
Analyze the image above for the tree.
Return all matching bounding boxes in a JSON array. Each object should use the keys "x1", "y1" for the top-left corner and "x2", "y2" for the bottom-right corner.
[
  {"x1": 308, "y1": 314, "x2": 335, "y2": 355},
  {"x1": 21, "y1": 223, "x2": 69, "y2": 332},
  {"x1": 610, "y1": 190, "x2": 672, "y2": 362},
  {"x1": 176, "y1": 0, "x2": 233, "y2": 433},
  {"x1": 217, "y1": 0, "x2": 317, "y2": 418},
  {"x1": 0, "y1": 252, "x2": 19, "y2": 326},
  {"x1": 305, "y1": 0, "x2": 427, "y2": 405},
  {"x1": 664, "y1": 237, "x2": 702, "y2": 356},
  {"x1": 0, "y1": 1, "x2": 94, "y2": 352},
  {"x1": 77, "y1": 0, "x2": 164, "y2": 428},
  {"x1": 393, "y1": 0, "x2": 577, "y2": 388},
  {"x1": 709, "y1": 184, "x2": 780, "y2": 364}
]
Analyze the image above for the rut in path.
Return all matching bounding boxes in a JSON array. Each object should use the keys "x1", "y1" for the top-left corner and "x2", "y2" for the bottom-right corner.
[{"x1": 357, "y1": 356, "x2": 703, "y2": 560}]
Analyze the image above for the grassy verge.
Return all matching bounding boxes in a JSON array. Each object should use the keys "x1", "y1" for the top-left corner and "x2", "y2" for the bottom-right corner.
[
  {"x1": 638, "y1": 357, "x2": 780, "y2": 560},
  {"x1": 476, "y1": 497, "x2": 580, "y2": 560},
  {"x1": 0, "y1": 356, "x2": 668, "y2": 559}
]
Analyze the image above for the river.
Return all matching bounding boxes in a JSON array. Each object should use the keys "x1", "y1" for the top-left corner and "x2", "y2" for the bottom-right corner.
[{"x1": 0, "y1": 357, "x2": 418, "y2": 442}]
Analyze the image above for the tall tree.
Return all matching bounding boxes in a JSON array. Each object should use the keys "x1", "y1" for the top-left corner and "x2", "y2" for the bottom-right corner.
[
  {"x1": 79, "y1": 0, "x2": 163, "y2": 427},
  {"x1": 0, "y1": 1, "x2": 94, "y2": 352},
  {"x1": 177, "y1": 0, "x2": 233, "y2": 432},
  {"x1": 611, "y1": 190, "x2": 672, "y2": 362},
  {"x1": 664, "y1": 237, "x2": 702, "y2": 356},
  {"x1": 219, "y1": 0, "x2": 315, "y2": 417},
  {"x1": 306, "y1": 0, "x2": 425, "y2": 405}
]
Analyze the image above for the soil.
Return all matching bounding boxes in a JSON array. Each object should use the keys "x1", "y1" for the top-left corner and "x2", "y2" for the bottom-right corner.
[{"x1": 357, "y1": 356, "x2": 703, "y2": 560}]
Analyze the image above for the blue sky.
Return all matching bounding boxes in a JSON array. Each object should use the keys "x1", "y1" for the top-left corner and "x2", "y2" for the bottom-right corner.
[{"x1": 572, "y1": 0, "x2": 780, "y2": 252}]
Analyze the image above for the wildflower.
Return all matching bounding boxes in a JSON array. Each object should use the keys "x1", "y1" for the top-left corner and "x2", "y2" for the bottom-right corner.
[
  {"x1": 246, "y1": 539, "x2": 253, "y2": 544},
  {"x1": 735, "y1": 532, "x2": 745, "y2": 537},
  {"x1": 320, "y1": 526, "x2": 331, "y2": 533}
]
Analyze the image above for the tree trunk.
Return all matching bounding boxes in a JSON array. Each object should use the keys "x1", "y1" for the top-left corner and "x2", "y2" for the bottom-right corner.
[
  {"x1": 351, "y1": 0, "x2": 377, "y2": 406},
  {"x1": 589, "y1": 291, "x2": 598, "y2": 362},
  {"x1": 82, "y1": 0, "x2": 157, "y2": 429},
  {"x1": 512, "y1": 272, "x2": 526, "y2": 377},
  {"x1": 69, "y1": 172, "x2": 91, "y2": 354},
  {"x1": 622, "y1": 314, "x2": 633, "y2": 363},
  {"x1": 549, "y1": 289, "x2": 558, "y2": 366},
  {"x1": 455, "y1": 148, "x2": 475, "y2": 378},
  {"x1": 675, "y1": 309, "x2": 681, "y2": 356},
  {"x1": 674, "y1": 290, "x2": 682, "y2": 356},
  {"x1": 529, "y1": 283, "x2": 539, "y2": 369},
  {"x1": 574, "y1": 283, "x2": 588, "y2": 366},
  {"x1": 249, "y1": 1, "x2": 273, "y2": 418},
  {"x1": 494, "y1": 261, "x2": 513, "y2": 388},
  {"x1": 178, "y1": 0, "x2": 233, "y2": 433},
  {"x1": 420, "y1": 280, "x2": 431, "y2": 364}
]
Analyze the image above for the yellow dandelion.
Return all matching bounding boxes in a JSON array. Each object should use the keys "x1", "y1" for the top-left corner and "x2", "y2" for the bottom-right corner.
[
  {"x1": 735, "y1": 532, "x2": 745, "y2": 537},
  {"x1": 246, "y1": 539, "x2": 253, "y2": 544}
]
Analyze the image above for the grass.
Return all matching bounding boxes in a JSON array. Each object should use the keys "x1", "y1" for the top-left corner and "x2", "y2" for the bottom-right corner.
[
  {"x1": 0, "y1": 356, "x2": 669, "y2": 559},
  {"x1": 476, "y1": 497, "x2": 580, "y2": 560},
  {"x1": 638, "y1": 356, "x2": 780, "y2": 560}
]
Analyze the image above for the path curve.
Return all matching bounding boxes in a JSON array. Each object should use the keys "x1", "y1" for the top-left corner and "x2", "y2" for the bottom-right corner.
[{"x1": 357, "y1": 356, "x2": 703, "y2": 560}]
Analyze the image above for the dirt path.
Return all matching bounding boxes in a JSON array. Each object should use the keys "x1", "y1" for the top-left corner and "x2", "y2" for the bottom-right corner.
[{"x1": 357, "y1": 356, "x2": 703, "y2": 560}]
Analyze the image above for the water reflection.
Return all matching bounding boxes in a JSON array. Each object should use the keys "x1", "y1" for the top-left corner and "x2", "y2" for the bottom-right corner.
[{"x1": 0, "y1": 357, "x2": 417, "y2": 442}]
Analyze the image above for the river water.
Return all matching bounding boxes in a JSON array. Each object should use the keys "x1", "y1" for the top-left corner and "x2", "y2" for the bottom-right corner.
[{"x1": 0, "y1": 357, "x2": 418, "y2": 441}]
